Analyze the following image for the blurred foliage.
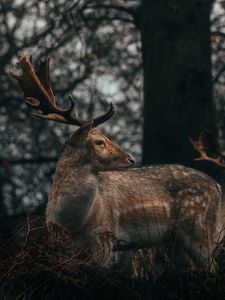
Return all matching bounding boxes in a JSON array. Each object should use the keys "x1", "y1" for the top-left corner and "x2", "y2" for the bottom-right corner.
[
  {"x1": 1, "y1": 0, "x2": 225, "y2": 236},
  {"x1": 0, "y1": 0, "x2": 142, "y2": 233}
]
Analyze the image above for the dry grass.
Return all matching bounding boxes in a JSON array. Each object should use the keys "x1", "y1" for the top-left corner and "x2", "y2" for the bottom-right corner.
[{"x1": 0, "y1": 217, "x2": 225, "y2": 300}]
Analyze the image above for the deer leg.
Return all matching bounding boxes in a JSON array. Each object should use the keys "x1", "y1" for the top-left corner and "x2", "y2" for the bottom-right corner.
[
  {"x1": 164, "y1": 234, "x2": 193, "y2": 271},
  {"x1": 181, "y1": 234, "x2": 216, "y2": 270}
]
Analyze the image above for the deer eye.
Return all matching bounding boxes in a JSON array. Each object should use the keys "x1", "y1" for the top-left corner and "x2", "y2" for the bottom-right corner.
[{"x1": 95, "y1": 140, "x2": 105, "y2": 146}]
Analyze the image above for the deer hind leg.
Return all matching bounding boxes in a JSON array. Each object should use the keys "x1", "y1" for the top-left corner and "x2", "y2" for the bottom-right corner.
[
  {"x1": 183, "y1": 241, "x2": 211, "y2": 269},
  {"x1": 151, "y1": 232, "x2": 193, "y2": 271},
  {"x1": 112, "y1": 250, "x2": 134, "y2": 274},
  {"x1": 178, "y1": 231, "x2": 217, "y2": 270},
  {"x1": 131, "y1": 245, "x2": 189, "y2": 278},
  {"x1": 162, "y1": 240, "x2": 192, "y2": 271}
]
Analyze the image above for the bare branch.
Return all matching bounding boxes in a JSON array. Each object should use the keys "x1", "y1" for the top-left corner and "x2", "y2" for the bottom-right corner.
[
  {"x1": 189, "y1": 132, "x2": 225, "y2": 168},
  {"x1": 81, "y1": 15, "x2": 134, "y2": 24},
  {"x1": 211, "y1": 31, "x2": 225, "y2": 39},
  {"x1": 0, "y1": 157, "x2": 58, "y2": 166},
  {"x1": 213, "y1": 65, "x2": 225, "y2": 84},
  {"x1": 88, "y1": 4, "x2": 136, "y2": 16}
]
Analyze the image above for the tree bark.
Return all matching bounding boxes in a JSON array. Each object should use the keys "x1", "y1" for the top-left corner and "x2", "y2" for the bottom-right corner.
[{"x1": 139, "y1": 0, "x2": 214, "y2": 166}]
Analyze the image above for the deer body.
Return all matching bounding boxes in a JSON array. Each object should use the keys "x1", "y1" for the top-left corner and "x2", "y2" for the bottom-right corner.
[
  {"x1": 12, "y1": 53, "x2": 224, "y2": 270},
  {"x1": 46, "y1": 128, "x2": 223, "y2": 267}
]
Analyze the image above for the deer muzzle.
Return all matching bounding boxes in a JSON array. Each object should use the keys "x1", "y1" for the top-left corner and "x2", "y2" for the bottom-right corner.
[{"x1": 126, "y1": 154, "x2": 135, "y2": 166}]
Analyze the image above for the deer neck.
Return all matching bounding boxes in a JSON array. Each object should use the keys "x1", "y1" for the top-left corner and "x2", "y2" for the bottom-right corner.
[{"x1": 48, "y1": 153, "x2": 99, "y2": 233}]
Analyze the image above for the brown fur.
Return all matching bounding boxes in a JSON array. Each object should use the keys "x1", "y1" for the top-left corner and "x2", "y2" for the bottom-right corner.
[{"x1": 46, "y1": 126, "x2": 224, "y2": 269}]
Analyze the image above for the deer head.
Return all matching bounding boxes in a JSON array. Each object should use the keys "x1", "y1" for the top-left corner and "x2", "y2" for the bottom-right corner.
[
  {"x1": 67, "y1": 123, "x2": 134, "y2": 171},
  {"x1": 11, "y1": 53, "x2": 134, "y2": 172}
]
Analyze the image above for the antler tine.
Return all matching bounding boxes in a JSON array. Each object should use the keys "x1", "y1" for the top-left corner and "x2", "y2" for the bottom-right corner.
[
  {"x1": 92, "y1": 102, "x2": 116, "y2": 127},
  {"x1": 189, "y1": 132, "x2": 225, "y2": 168},
  {"x1": 11, "y1": 53, "x2": 116, "y2": 127}
]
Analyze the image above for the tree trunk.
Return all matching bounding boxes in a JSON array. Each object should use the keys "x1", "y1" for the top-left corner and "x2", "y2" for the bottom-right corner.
[{"x1": 139, "y1": 0, "x2": 214, "y2": 166}]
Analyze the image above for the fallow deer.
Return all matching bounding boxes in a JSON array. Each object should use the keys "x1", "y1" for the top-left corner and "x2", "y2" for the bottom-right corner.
[{"x1": 12, "y1": 53, "x2": 224, "y2": 271}]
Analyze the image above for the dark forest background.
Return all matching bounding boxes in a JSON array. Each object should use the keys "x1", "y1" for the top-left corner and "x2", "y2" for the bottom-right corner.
[{"x1": 1, "y1": 0, "x2": 225, "y2": 239}]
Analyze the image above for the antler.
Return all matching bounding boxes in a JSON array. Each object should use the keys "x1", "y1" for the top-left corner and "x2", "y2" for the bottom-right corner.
[
  {"x1": 11, "y1": 52, "x2": 116, "y2": 127},
  {"x1": 189, "y1": 130, "x2": 225, "y2": 168}
]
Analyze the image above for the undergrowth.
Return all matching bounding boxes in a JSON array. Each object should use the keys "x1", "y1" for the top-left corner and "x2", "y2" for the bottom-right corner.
[{"x1": 0, "y1": 217, "x2": 225, "y2": 300}]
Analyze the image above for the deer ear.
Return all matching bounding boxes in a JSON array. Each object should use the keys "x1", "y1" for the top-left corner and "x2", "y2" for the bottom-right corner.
[{"x1": 70, "y1": 121, "x2": 93, "y2": 145}]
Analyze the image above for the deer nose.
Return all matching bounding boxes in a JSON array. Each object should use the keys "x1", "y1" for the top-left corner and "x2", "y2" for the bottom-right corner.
[{"x1": 127, "y1": 155, "x2": 135, "y2": 165}]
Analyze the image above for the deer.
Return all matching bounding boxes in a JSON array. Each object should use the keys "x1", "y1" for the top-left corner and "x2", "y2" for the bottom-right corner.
[{"x1": 11, "y1": 52, "x2": 224, "y2": 271}]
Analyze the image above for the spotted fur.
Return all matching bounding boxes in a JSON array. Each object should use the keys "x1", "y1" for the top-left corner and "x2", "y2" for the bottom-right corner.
[{"x1": 46, "y1": 127, "x2": 224, "y2": 269}]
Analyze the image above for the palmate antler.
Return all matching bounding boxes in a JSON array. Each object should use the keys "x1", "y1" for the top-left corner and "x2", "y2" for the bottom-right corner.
[
  {"x1": 189, "y1": 129, "x2": 225, "y2": 168},
  {"x1": 11, "y1": 53, "x2": 116, "y2": 127}
]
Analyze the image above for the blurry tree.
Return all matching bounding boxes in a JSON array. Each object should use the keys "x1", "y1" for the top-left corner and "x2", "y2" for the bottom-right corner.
[
  {"x1": 1, "y1": 0, "x2": 225, "y2": 237},
  {"x1": 138, "y1": 0, "x2": 214, "y2": 165}
]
